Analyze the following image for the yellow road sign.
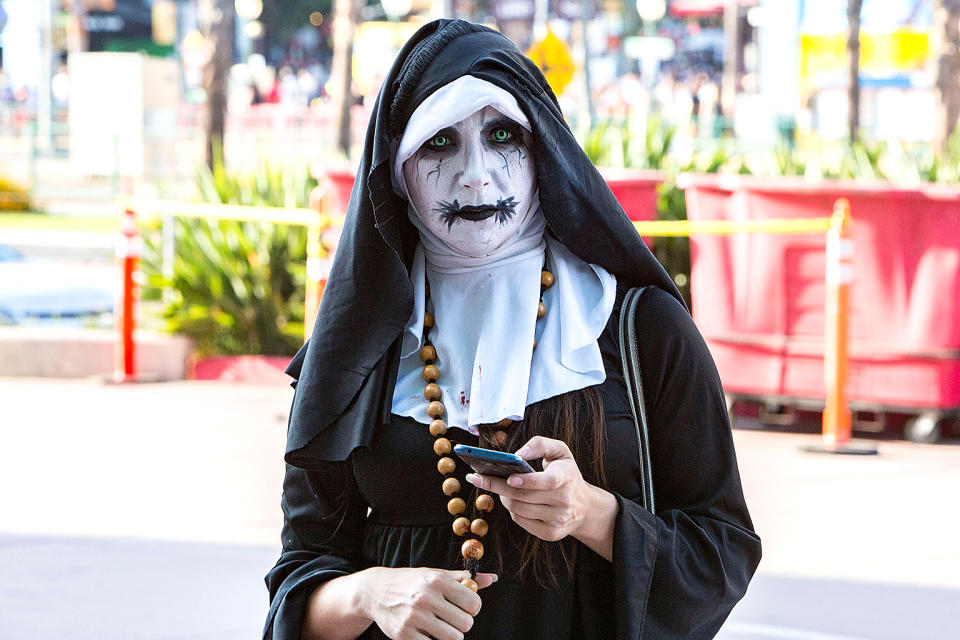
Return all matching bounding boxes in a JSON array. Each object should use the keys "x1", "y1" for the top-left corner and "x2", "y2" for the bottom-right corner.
[{"x1": 526, "y1": 28, "x2": 576, "y2": 96}]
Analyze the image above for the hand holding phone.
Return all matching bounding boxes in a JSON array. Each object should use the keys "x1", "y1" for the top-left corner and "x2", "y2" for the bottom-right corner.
[{"x1": 453, "y1": 444, "x2": 535, "y2": 478}]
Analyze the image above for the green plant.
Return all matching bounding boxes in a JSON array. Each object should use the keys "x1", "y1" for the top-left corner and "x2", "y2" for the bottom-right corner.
[{"x1": 141, "y1": 159, "x2": 318, "y2": 356}]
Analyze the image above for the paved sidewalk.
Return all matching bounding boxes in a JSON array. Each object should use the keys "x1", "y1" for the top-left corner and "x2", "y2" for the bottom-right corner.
[{"x1": 1, "y1": 377, "x2": 958, "y2": 639}]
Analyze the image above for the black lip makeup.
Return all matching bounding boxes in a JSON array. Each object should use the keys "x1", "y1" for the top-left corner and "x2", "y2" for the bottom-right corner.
[{"x1": 436, "y1": 197, "x2": 519, "y2": 229}]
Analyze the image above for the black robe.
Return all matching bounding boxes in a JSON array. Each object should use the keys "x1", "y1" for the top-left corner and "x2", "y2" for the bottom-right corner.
[{"x1": 264, "y1": 19, "x2": 760, "y2": 639}]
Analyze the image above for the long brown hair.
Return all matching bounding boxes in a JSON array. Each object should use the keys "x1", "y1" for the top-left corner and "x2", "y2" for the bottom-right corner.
[{"x1": 475, "y1": 385, "x2": 607, "y2": 589}]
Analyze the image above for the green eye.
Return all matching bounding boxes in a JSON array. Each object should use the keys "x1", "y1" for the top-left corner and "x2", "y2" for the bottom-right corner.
[
  {"x1": 491, "y1": 128, "x2": 512, "y2": 142},
  {"x1": 427, "y1": 134, "x2": 450, "y2": 149}
]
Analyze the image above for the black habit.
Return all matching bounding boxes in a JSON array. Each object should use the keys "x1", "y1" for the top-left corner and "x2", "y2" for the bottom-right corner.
[{"x1": 264, "y1": 19, "x2": 761, "y2": 640}]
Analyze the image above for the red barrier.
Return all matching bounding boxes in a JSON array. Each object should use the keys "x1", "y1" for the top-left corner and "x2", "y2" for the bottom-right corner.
[{"x1": 681, "y1": 173, "x2": 960, "y2": 441}]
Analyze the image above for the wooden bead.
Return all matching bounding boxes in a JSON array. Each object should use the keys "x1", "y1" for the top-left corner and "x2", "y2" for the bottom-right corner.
[
  {"x1": 423, "y1": 311, "x2": 435, "y2": 329},
  {"x1": 434, "y1": 437, "x2": 452, "y2": 456},
  {"x1": 447, "y1": 497, "x2": 466, "y2": 516},
  {"x1": 424, "y1": 382, "x2": 442, "y2": 401},
  {"x1": 427, "y1": 401, "x2": 445, "y2": 418},
  {"x1": 461, "y1": 538, "x2": 484, "y2": 560},
  {"x1": 497, "y1": 418, "x2": 513, "y2": 428},
  {"x1": 532, "y1": 337, "x2": 537, "y2": 350},
  {"x1": 470, "y1": 518, "x2": 489, "y2": 537},
  {"x1": 429, "y1": 419, "x2": 447, "y2": 436},
  {"x1": 419, "y1": 344, "x2": 437, "y2": 363},
  {"x1": 538, "y1": 300, "x2": 546, "y2": 318},
  {"x1": 541, "y1": 270, "x2": 554, "y2": 289},
  {"x1": 475, "y1": 493, "x2": 494, "y2": 512},
  {"x1": 460, "y1": 577, "x2": 479, "y2": 592},
  {"x1": 442, "y1": 477, "x2": 460, "y2": 496},
  {"x1": 422, "y1": 365, "x2": 439, "y2": 382},
  {"x1": 490, "y1": 430, "x2": 508, "y2": 447},
  {"x1": 452, "y1": 516, "x2": 470, "y2": 536},
  {"x1": 438, "y1": 456, "x2": 455, "y2": 475}
]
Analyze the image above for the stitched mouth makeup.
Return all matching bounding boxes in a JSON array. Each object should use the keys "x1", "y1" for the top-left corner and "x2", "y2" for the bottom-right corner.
[{"x1": 436, "y1": 197, "x2": 518, "y2": 229}]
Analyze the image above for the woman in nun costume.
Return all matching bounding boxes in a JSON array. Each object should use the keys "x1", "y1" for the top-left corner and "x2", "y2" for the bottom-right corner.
[{"x1": 265, "y1": 19, "x2": 760, "y2": 640}]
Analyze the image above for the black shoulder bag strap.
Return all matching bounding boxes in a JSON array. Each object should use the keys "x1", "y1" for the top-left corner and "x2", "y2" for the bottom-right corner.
[{"x1": 618, "y1": 286, "x2": 656, "y2": 513}]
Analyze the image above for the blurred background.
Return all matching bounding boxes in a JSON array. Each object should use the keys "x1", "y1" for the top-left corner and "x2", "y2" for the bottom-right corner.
[{"x1": 1, "y1": 1, "x2": 959, "y2": 639}]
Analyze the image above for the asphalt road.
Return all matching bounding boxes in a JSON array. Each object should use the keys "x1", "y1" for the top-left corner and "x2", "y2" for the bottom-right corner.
[{"x1": 1, "y1": 377, "x2": 957, "y2": 639}]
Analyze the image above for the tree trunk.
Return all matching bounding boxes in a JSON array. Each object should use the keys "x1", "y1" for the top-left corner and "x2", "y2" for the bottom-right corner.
[
  {"x1": 933, "y1": 0, "x2": 960, "y2": 153},
  {"x1": 720, "y1": 0, "x2": 741, "y2": 123},
  {"x1": 330, "y1": 0, "x2": 360, "y2": 159},
  {"x1": 846, "y1": 0, "x2": 862, "y2": 144},
  {"x1": 204, "y1": 0, "x2": 235, "y2": 170}
]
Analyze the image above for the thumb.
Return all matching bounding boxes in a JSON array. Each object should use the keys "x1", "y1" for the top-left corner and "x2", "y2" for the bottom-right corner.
[
  {"x1": 475, "y1": 572, "x2": 499, "y2": 590},
  {"x1": 515, "y1": 435, "x2": 571, "y2": 462},
  {"x1": 444, "y1": 569, "x2": 499, "y2": 590}
]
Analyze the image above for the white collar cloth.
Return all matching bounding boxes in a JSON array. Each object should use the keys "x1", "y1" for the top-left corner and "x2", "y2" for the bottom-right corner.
[{"x1": 391, "y1": 234, "x2": 616, "y2": 434}]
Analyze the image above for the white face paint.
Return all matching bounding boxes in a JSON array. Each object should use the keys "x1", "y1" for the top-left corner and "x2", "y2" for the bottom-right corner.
[{"x1": 402, "y1": 106, "x2": 537, "y2": 258}]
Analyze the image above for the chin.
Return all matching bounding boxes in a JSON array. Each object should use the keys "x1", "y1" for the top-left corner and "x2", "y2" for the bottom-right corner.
[{"x1": 450, "y1": 230, "x2": 510, "y2": 256}]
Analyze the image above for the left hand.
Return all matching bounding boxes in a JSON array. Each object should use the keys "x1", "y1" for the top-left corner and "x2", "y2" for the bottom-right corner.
[{"x1": 465, "y1": 435, "x2": 593, "y2": 542}]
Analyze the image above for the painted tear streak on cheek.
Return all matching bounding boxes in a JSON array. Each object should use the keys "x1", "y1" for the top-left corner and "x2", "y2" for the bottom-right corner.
[{"x1": 425, "y1": 158, "x2": 444, "y2": 187}]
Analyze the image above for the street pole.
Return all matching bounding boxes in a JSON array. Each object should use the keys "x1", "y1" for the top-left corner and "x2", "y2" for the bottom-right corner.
[
  {"x1": 933, "y1": 0, "x2": 960, "y2": 153},
  {"x1": 579, "y1": 0, "x2": 595, "y2": 131},
  {"x1": 330, "y1": 0, "x2": 359, "y2": 159},
  {"x1": 534, "y1": 0, "x2": 548, "y2": 34},
  {"x1": 37, "y1": 0, "x2": 57, "y2": 154},
  {"x1": 721, "y1": 0, "x2": 740, "y2": 126}
]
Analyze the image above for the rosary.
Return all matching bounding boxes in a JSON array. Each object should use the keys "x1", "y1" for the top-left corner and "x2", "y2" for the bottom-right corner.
[{"x1": 418, "y1": 268, "x2": 555, "y2": 590}]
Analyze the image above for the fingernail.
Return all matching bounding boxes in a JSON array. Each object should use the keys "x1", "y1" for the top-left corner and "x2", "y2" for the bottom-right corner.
[
  {"x1": 515, "y1": 447, "x2": 529, "y2": 458},
  {"x1": 465, "y1": 473, "x2": 477, "y2": 485},
  {"x1": 508, "y1": 476, "x2": 522, "y2": 487},
  {"x1": 492, "y1": 574, "x2": 499, "y2": 582}
]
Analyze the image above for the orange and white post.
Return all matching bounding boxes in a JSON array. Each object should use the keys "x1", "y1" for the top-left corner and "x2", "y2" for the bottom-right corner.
[
  {"x1": 822, "y1": 198, "x2": 854, "y2": 449},
  {"x1": 114, "y1": 206, "x2": 140, "y2": 382}
]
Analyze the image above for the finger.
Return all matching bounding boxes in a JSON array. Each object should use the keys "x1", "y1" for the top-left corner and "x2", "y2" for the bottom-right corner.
[
  {"x1": 509, "y1": 511, "x2": 566, "y2": 542},
  {"x1": 506, "y1": 467, "x2": 567, "y2": 490},
  {"x1": 466, "y1": 473, "x2": 557, "y2": 505},
  {"x1": 500, "y1": 498, "x2": 570, "y2": 527},
  {"x1": 515, "y1": 435, "x2": 572, "y2": 462},
  {"x1": 438, "y1": 576, "x2": 483, "y2": 617},
  {"x1": 431, "y1": 598, "x2": 476, "y2": 635},
  {"x1": 419, "y1": 612, "x2": 470, "y2": 640},
  {"x1": 437, "y1": 569, "x2": 498, "y2": 589}
]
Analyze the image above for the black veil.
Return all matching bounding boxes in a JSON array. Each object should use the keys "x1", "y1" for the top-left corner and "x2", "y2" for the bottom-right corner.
[{"x1": 285, "y1": 19, "x2": 682, "y2": 466}]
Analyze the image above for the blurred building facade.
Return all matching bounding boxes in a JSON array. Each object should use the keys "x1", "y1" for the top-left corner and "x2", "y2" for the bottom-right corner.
[{"x1": 0, "y1": 0, "x2": 952, "y2": 183}]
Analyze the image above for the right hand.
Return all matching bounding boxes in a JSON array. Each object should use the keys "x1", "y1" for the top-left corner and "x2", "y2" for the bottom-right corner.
[{"x1": 360, "y1": 567, "x2": 497, "y2": 640}]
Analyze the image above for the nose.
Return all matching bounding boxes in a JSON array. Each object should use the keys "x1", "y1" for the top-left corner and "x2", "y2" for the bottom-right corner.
[{"x1": 459, "y1": 139, "x2": 491, "y2": 190}]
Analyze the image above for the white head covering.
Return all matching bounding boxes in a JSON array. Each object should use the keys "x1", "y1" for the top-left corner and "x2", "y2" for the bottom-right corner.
[{"x1": 390, "y1": 76, "x2": 617, "y2": 434}]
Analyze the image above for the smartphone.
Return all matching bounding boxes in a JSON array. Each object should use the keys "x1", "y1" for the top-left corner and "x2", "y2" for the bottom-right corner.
[{"x1": 453, "y1": 444, "x2": 536, "y2": 478}]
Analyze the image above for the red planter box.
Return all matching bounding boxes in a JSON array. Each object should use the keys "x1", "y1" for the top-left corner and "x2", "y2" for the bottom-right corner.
[
  {"x1": 679, "y1": 173, "x2": 960, "y2": 413},
  {"x1": 190, "y1": 355, "x2": 292, "y2": 385}
]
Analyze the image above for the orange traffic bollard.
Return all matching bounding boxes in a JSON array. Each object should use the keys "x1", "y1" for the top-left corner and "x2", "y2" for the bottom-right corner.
[
  {"x1": 823, "y1": 198, "x2": 853, "y2": 447},
  {"x1": 804, "y1": 198, "x2": 876, "y2": 455},
  {"x1": 304, "y1": 209, "x2": 325, "y2": 341},
  {"x1": 114, "y1": 206, "x2": 140, "y2": 382}
]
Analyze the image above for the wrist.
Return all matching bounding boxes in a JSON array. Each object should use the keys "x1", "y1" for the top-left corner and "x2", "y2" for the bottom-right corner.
[
  {"x1": 349, "y1": 567, "x2": 381, "y2": 622},
  {"x1": 572, "y1": 482, "x2": 618, "y2": 559}
]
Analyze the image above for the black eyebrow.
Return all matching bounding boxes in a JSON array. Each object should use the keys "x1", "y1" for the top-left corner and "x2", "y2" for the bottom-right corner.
[
  {"x1": 423, "y1": 126, "x2": 458, "y2": 142},
  {"x1": 484, "y1": 116, "x2": 522, "y2": 132}
]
